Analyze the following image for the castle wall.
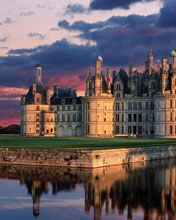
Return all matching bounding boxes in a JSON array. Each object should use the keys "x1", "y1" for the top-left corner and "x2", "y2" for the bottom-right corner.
[{"x1": 0, "y1": 146, "x2": 176, "y2": 168}]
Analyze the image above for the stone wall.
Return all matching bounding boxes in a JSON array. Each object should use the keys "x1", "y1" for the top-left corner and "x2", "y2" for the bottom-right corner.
[{"x1": 0, "y1": 146, "x2": 176, "y2": 168}]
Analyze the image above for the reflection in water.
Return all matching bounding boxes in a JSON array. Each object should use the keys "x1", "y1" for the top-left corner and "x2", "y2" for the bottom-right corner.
[{"x1": 1, "y1": 160, "x2": 176, "y2": 219}]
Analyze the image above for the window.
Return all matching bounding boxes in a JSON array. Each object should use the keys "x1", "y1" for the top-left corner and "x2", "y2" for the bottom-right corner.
[
  {"x1": 104, "y1": 118, "x2": 106, "y2": 122},
  {"x1": 36, "y1": 106, "x2": 40, "y2": 111},
  {"x1": 170, "y1": 125, "x2": 173, "y2": 135},
  {"x1": 133, "y1": 102, "x2": 137, "y2": 110},
  {"x1": 121, "y1": 126, "x2": 124, "y2": 134},
  {"x1": 133, "y1": 126, "x2": 137, "y2": 134},
  {"x1": 116, "y1": 103, "x2": 120, "y2": 110},
  {"x1": 170, "y1": 112, "x2": 173, "y2": 121},
  {"x1": 78, "y1": 114, "x2": 82, "y2": 122},
  {"x1": 116, "y1": 126, "x2": 120, "y2": 134},
  {"x1": 128, "y1": 114, "x2": 132, "y2": 122},
  {"x1": 128, "y1": 126, "x2": 132, "y2": 134},
  {"x1": 152, "y1": 114, "x2": 154, "y2": 122},
  {"x1": 116, "y1": 93, "x2": 120, "y2": 98},
  {"x1": 62, "y1": 115, "x2": 65, "y2": 122},
  {"x1": 128, "y1": 102, "x2": 132, "y2": 110},
  {"x1": 133, "y1": 114, "x2": 137, "y2": 122},
  {"x1": 86, "y1": 113, "x2": 89, "y2": 122},
  {"x1": 138, "y1": 114, "x2": 142, "y2": 122},
  {"x1": 116, "y1": 114, "x2": 119, "y2": 122},
  {"x1": 117, "y1": 84, "x2": 121, "y2": 91},
  {"x1": 67, "y1": 114, "x2": 70, "y2": 122},
  {"x1": 62, "y1": 106, "x2": 65, "y2": 111},
  {"x1": 146, "y1": 102, "x2": 148, "y2": 110},
  {"x1": 122, "y1": 103, "x2": 124, "y2": 110},
  {"x1": 151, "y1": 82, "x2": 156, "y2": 89},
  {"x1": 138, "y1": 126, "x2": 142, "y2": 135},
  {"x1": 73, "y1": 114, "x2": 76, "y2": 122},
  {"x1": 122, "y1": 114, "x2": 124, "y2": 122},
  {"x1": 68, "y1": 106, "x2": 71, "y2": 111},
  {"x1": 146, "y1": 114, "x2": 148, "y2": 122},
  {"x1": 61, "y1": 99, "x2": 65, "y2": 105},
  {"x1": 73, "y1": 99, "x2": 76, "y2": 105},
  {"x1": 73, "y1": 105, "x2": 76, "y2": 111},
  {"x1": 79, "y1": 105, "x2": 82, "y2": 110},
  {"x1": 151, "y1": 102, "x2": 154, "y2": 110},
  {"x1": 138, "y1": 102, "x2": 142, "y2": 110},
  {"x1": 36, "y1": 97, "x2": 40, "y2": 103},
  {"x1": 170, "y1": 100, "x2": 173, "y2": 108},
  {"x1": 51, "y1": 128, "x2": 53, "y2": 132},
  {"x1": 86, "y1": 125, "x2": 89, "y2": 134}
]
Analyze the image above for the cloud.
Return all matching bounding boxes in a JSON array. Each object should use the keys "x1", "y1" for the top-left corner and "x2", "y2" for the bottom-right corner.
[
  {"x1": 0, "y1": 36, "x2": 8, "y2": 43},
  {"x1": 0, "y1": 46, "x2": 8, "y2": 50},
  {"x1": 158, "y1": 0, "x2": 176, "y2": 27},
  {"x1": 89, "y1": 0, "x2": 156, "y2": 10},
  {"x1": 4, "y1": 17, "x2": 13, "y2": 24},
  {"x1": 27, "y1": 32, "x2": 46, "y2": 40},
  {"x1": 19, "y1": 11, "x2": 34, "y2": 16},
  {"x1": 37, "y1": 4, "x2": 46, "y2": 9},
  {"x1": 65, "y1": 4, "x2": 87, "y2": 14}
]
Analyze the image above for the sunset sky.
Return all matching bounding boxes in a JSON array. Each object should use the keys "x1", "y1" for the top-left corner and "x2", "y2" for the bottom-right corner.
[{"x1": 0, "y1": 0, "x2": 176, "y2": 126}]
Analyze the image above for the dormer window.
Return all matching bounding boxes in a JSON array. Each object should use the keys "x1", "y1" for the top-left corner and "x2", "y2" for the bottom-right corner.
[{"x1": 61, "y1": 99, "x2": 65, "y2": 105}]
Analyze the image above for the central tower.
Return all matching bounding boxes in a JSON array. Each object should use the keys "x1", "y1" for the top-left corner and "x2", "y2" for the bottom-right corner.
[{"x1": 84, "y1": 56, "x2": 115, "y2": 137}]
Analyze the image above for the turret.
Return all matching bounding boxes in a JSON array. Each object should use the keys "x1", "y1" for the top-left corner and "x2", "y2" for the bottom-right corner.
[
  {"x1": 107, "y1": 68, "x2": 111, "y2": 94},
  {"x1": 148, "y1": 48, "x2": 154, "y2": 75},
  {"x1": 96, "y1": 56, "x2": 103, "y2": 75},
  {"x1": 95, "y1": 56, "x2": 103, "y2": 96},
  {"x1": 35, "y1": 64, "x2": 42, "y2": 84}
]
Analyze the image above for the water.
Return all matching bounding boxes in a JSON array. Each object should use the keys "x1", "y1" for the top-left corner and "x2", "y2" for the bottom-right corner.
[{"x1": 0, "y1": 160, "x2": 176, "y2": 220}]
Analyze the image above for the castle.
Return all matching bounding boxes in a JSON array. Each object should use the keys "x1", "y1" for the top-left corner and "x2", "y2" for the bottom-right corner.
[{"x1": 21, "y1": 49, "x2": 176, "y2": 138}]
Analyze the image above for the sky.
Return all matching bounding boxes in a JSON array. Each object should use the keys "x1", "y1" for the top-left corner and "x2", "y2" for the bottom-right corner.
[{"x1": 0, "y1": 0, "x2": 176, "y2": 126}]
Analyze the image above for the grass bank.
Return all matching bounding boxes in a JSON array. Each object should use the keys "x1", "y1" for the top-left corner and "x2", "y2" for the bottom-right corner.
[{"x1": 0, "y1": 135, "x2": 176, "y2": 149}]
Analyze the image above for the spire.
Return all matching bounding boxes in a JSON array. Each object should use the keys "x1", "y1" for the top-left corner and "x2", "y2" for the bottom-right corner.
[{"x1": 35, "y1": 64, "x2": 42, "y2": 84}]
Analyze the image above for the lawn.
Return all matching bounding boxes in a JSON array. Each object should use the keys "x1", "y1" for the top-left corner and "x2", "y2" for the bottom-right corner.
[{"x1": 0, "y1": 135, "x2": 176, "y2": 149}]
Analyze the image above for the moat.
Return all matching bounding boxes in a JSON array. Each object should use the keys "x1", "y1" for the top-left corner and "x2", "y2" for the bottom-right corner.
[{"x1": 0, "y1": 160, "x2": 176, "y2": 220}]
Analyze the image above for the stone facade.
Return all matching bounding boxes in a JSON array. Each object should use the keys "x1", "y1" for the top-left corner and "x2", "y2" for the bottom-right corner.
[{"x1": 21, "y1": 49, "x2": 176, "y2": 137}]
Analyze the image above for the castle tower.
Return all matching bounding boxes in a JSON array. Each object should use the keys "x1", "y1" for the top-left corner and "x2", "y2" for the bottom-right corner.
[
  {"x1": 95, "y1": 56, "x2": 103, "y2": 96},
  {"x1": 161, "y1": 57, "x2": 168, "y2": 93},
  {"x1": 148, "y1": 48, "x2": 154, "y2": 75},
  {"x1": 84, "y1": 56, "x2": 114, "y2": 137},
  {"x1": 107, "y1": 68, "x2": 111, "y2": 94},
  {"x1": 35, "y1": 64, "x2": 42, "y2": 84}
]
